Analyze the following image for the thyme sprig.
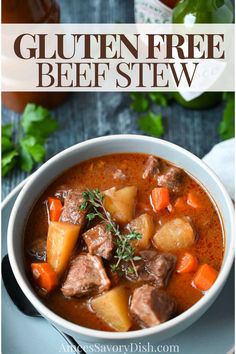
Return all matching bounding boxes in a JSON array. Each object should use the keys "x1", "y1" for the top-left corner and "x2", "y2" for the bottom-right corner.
[{"x1": 80, "y1": 189, "x2": 142, "y2": 276}]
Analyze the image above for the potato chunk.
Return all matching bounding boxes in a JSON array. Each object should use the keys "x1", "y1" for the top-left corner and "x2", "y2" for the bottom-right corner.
[
  {"x1": 129, "y1": 213, "x2": 154, "y2": 251},
  {"x1": 91, "y1": 286, "x2": 132, "y2": 332},
  {"x1": 47, "y1": 222, "x2": 81, "y2": 276},
  {"x1": 104, "y1": 186, "x2": 137, "y2": 224},
  {"x1": 153, "y1": 217, "x2": 196, "y2": 252}
]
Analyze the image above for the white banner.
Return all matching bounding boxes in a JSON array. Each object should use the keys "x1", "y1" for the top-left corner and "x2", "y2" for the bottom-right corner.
[{"x1": 1, "y1": 24, "x2": 235, "y2": 92}]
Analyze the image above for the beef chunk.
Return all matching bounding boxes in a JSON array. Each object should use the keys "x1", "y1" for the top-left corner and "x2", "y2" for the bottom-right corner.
[
  {"x1": 143, "y1": 157, "x2": 184, "y2": 193},
  {"x1": 130, "y1": 284, "x2": 176, "y2": 328},
  {"x1": 124, "y1": 251, "x2": 176, "y2": 287},
  {"x1": 137, "y1": 251, "x2": 176, "y2": 288},
  {"x1": 83, "y1": 223, "x2": 114, "y2": 260},
  {"x1": 142, "y1": 156, "x2": 160, "y2": 179},
  {"x1": 60, "y1": 190, "x2": 86, "y2": 225},
  {"x1": 61, "y1": 253, "x2": 110, "y2": 297},
  {"x1": 156, "y1": 166, "x2": 184, "y2": 193},
  {"x1": 140, "y1": 251, "x2": 176, "y2": 287}
]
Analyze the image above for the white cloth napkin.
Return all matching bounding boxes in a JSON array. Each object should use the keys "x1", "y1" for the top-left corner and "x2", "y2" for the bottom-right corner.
[{"x1": 203, "y1": 138, "x2": 235, "y2": 200}]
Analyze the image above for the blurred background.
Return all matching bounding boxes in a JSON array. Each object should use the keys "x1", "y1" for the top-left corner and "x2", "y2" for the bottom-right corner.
[{"x1": 2, "y1": 0, "x2": 235, "y2": 199}]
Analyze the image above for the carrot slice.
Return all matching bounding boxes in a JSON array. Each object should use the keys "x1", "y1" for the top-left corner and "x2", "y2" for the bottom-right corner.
[
  {"x1": 174, "y1": 197, "x2": 187, "y2": 210},
  {"x1": 187, "y1": 192, "x2": 201, "y2": 209},
  {"x1": 193, "y1": 264, "x2": 218, "y2": 291},
  {"x1": 48, "y1": 197, "x2": 62, "y2": 221},
  {"x1": 176, "y1": 252, "x2": 198, "y2": 274},
  {"x1": 31, "y1": 263, "x2": 58, "y2": 293},
  {"x1": 151, "y1": 187, "x2": 170, "y2": 212}
]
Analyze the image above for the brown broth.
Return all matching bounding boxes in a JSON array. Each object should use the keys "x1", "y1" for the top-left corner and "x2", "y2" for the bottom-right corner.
[{"x1": 24, "y1": 153, "x2": 224, "y2": 331}]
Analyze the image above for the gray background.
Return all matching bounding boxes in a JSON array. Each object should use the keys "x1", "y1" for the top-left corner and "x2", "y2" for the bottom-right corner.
[{"x1": 2, "y1": 0, "x2": 226, "y2": 199}]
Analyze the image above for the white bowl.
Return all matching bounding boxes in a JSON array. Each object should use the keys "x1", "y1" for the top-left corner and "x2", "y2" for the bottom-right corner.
[{"x1": 7, "y1": 135, "x2": 234, "y2": 345}]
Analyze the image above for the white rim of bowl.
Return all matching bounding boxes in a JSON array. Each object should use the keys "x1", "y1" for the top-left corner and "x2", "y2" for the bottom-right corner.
[{"x1": 7, "y1": 134, "x2": 235, "y2": 340}]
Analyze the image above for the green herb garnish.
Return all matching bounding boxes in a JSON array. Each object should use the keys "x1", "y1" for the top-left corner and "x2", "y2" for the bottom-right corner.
[
  {"x1": 148, "y1": 92, "x2": 173, "y2": 107},
  {"x1": 130, "y1": 92, "x2": 173, "y2": 114},
  {"x1": 80, "y1": 189, "x2": 142, "y2": 276},
  {"x1": 130, "y1": 92, "x2": 173, "y2": 137},
  {"x1": 2, "y1": 124, "x2": 18, "y2": 176},
  {"x1": 138, "y1": 112, "x2": 164, "y2": 137},
  {"x1": 218, "y1": 92, "x2": 235, "y2": 140},
  {"x1": 2, "y1": 104, "x2": 58, "y2": 176},
  {"x1": 130, "y1": 93, "x2": 149, "y2": 113}
]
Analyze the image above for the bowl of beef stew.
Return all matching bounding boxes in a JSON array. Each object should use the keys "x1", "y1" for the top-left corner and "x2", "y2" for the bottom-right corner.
[{"x1": 8, "y1": 135, "x2": 234, "y2": 343}]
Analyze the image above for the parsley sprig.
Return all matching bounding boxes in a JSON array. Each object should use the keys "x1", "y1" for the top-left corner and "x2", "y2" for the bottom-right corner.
[
  {"x1": 80, "y1": 189, "x2": 142, "y2": 276},
  {"x1": 138, "y1": 112, "x2": 164, "y2": 137},
  {"x1": 2, "y1": 104, "x2": 58, "y2": 176},
  {"x1": 130, "y1": 92, "x2": 172, "y2": 114},
  {"x1": 130, "y1": 92, "x2": 173, "y2": 137},
  {"x1": 131, "y1": 91, "x2": 235, "y2": 141}
]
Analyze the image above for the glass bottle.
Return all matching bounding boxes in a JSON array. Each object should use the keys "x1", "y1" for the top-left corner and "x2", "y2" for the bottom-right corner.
[
  {"x1": 2, "y1": 0, "x2": 68, "y2": 113},
  {"x1": 172, "y1": 0, "x2": 234, "y2": 109},
  {"x1": 172, "y1": 0, "x2": 233, "y2": 24}
]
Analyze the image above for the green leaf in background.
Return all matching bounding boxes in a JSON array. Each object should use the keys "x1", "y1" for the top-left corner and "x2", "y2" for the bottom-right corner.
[
  {"x1": 21, "y1": 103, "x2": 58, "y2": 138},
  {"x1": 218, "y1": 93, "x2": 235, "y2": 140},
  {"x1": 22, "y1": 104, "x2": 50, "y2": 123},
  {"x1": 138, "y1": 112, "x2": 164, "y2": 137},
  {"x1": 19, "y1": 144, "x2": 34, "y2": 172},
  {"x1": 2, "y1": 104, "x2": 58, "y2": 177},
  {"x1": 2, "y1": 150, "x2": 18, "y2": 176},
  {"x1": 148, "y1": 92, "x2": 173, "y2": 107},
  {"x1": 2, "y1": 123, "x2": 15, "y2": 153},
  {"x1": 130, "y1": 92, "x2": 174, "y2": 136},
  {"x1": 130, "y1": 93, "x2": 149, "y2": 112},
  {"x1": 27, "y1": 118, "x2": 58, "y2": 139},
  {"x1": 20, "y1": 136, "x2": 46, "y2": 163},
  {"x1": 2, "y1": 123, "x2": 13, "y2": 138},
  {"x1": 130, "y1": 92, "x2": 173, "y2": 113},
  {"x1": 2, "y1": 136, "x2": 14, "y2": 154}
]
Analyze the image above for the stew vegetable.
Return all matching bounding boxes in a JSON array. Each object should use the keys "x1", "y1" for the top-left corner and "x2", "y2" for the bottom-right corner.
[{"x1": 24, "y1": 153, "x2": 224, "y2": 331}]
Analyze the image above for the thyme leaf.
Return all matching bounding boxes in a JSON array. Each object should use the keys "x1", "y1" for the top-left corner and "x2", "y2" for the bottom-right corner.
[{"x1": 80, "y1": 188, "x2": 142, "y2": 276}]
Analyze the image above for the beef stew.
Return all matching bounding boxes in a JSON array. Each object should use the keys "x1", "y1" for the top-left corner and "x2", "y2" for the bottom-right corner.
[{"x1": 24, "y1": 153, "x2": 224, "y2": 332}]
